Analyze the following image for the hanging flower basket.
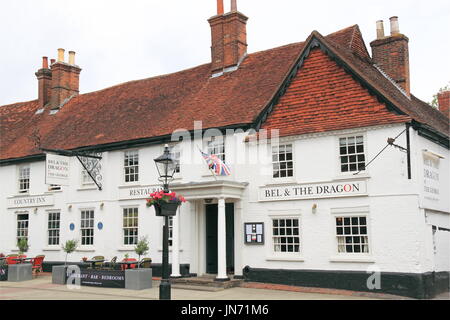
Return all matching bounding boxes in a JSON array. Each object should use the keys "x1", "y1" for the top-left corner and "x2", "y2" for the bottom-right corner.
[{"x1": 146, "y1": 191, "x2": 186, "y2": 217}]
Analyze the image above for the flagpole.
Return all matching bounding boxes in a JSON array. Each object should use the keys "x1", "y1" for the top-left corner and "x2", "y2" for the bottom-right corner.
[{"x1": 197, "y1": 145, "x2": 218, "y2": 181}]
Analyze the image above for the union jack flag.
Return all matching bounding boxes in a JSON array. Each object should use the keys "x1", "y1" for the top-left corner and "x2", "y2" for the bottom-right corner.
[{"x1": 200, "y1": 150, "x2": 231, "y2": 176}]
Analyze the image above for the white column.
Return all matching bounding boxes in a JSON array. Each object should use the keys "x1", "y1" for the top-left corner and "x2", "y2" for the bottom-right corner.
[
  {"x1": 217, "y1": 197, "x2": 228, "y2": 280},
  {"x1": 170, "y1": 208, "x2": 181, "y2": 277}
]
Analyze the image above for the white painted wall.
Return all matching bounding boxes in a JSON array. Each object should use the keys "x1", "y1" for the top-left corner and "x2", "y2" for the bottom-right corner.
[{"x1": 0, "y1": 123, "x2": 448, "y2": 276}]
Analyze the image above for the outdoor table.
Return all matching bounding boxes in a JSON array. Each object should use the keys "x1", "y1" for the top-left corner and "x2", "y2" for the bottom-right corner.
[{"x1": 84, "y1": 259, "x2": 105, "y2": 269}]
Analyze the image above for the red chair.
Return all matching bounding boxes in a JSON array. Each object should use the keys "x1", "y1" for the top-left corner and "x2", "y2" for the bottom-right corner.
[
  {"x1": 121, "y1": 258, "x2": 137, "y2": 271},
  {"x1": 6, "y1": 254, "x2": 19, "y2": 265},
  {"x1": 31, "y1": 255, "x2": 45, "y2": 275}
]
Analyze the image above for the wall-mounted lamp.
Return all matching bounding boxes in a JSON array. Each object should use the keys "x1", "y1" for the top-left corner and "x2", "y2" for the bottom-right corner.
[
  {"x1": 100, "y1": 202, "x2": 104, "y2": 209},
  {"x1": 33, "y1": 207, "x2": 38, "y2": 214},
  {"x1": 312, "y1": 203, "x2": 317, "y2": 214},
  {"x1": 68, "y1": 204, "x2": 72, "y2": 211}
]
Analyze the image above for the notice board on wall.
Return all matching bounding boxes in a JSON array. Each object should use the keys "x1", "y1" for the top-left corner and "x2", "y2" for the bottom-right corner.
[{"x1": 244, "y1": 222, "x2": 264, "y2": 244}]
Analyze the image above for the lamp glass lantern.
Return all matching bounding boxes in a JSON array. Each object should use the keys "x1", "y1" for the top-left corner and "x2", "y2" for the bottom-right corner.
[{"x1": 154, "y1": 145, "x2": 177, "y2": 191}]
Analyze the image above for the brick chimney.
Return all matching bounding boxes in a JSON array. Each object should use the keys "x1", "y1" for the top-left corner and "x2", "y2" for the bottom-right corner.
[
  {"x1": 35, "y1": 57, "x2": 52, "y2": 108},
  {"x1": 437, "y1": 90, "x2": 450, "y2": 117},
  {"x1": 370, "y1": 17, "x2": 410, "y2": 95},
  {"x1": 208, "y1": 0, "x2": 248, "y2": 75},
  {"x1": 50, "y1": 48, "x2": 82, "y2": 109}
]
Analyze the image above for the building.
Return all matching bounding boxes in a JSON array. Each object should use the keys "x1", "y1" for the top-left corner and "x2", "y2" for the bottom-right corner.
[{"x1": 0, "y1": 1, "x2": 449, "y2": 298}]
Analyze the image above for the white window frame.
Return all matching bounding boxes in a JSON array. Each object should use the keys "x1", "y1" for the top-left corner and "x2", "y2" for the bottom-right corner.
[
  {"x1": 18, "y1": 165, "x2": 30, "y2": 194},
  {"x1": 329, "y1": 207, "x2": 374, "y2": 263},
  {"x1": 271, "y1": 143, "x2": 294, "y2": 179},
  {"x1": 81, "y1": 167, "x2": 95, "y2": 186},
  {"x1": 80, "y1": 209, "x2": 95, "y2": 247},
  {"x1": 168, "y1": 216, "x2": 174, "y2": 247},
  {"x1": 168, "y1": 144, "x2": 182, "y2": 176},
  {"x1": 206, "y1": 136, "x2": 226, "y2": 162},
  {"x1": 337, "y1": 134, "x2": 367, "y2": 174},
  {"x1": 123, "y1": 207, "x2": 139, "y2": 246},
  {"x1": 47, "y1": 211, "x2": 61, "y2": 246},
  {"x1": 267, "y1": 211, "x2": 303, "y2": 261},
  {"x1": 17, "y1": 213, "x2": 29, "y2": 243},
  {"x1": 123, "y1": 150, "x2": 139, "y2": 183}
]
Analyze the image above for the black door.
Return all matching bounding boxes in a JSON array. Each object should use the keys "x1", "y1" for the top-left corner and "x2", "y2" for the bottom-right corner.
[{"x1": 205, "y1": 203, "x2": 235, "y2": 274}]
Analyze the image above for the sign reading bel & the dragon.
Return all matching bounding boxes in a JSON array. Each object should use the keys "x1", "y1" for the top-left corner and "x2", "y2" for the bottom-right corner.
[{"x1": 259, "y1": 179, "x2": 367, "y2": 201}]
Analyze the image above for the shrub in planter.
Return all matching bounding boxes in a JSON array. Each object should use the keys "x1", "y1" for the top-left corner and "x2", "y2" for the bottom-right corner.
[
  {"x1": 135, "y1": 237, "x2": 149, "y2": 268},
  {"x1": 62, "y1": 239, "x2": 78, "y2": 266},
  {"x1": 17, "y1": 238, "x2": 29, "y2": 256}
]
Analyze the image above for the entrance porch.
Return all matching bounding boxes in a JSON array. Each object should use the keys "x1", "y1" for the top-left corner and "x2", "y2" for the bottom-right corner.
[{"x1": 170, "y1": 180, "x2": 247, "y2": 280}]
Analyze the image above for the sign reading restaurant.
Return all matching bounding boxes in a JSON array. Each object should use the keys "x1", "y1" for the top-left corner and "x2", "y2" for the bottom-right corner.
[
  {"x1": 7, "y1": 194, "x2": 54, "y2": 208},
  {"x1": 259, "y1": 180, "x2": 367, "y2": 201},
  {"x1": 119, "y1": 185, "x2": 163, "y2": 200}
]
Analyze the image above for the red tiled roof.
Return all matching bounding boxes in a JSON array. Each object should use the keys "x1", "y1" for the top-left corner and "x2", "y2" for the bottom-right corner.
[
  {"x1": 0, "y1": 25, "x2": 448, "y2": 162},
  {"x1": 261, "y1": 47, "x2": 410, "y2": 136}
]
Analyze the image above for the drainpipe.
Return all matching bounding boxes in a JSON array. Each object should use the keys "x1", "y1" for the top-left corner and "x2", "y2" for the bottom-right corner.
[{"x1": 406, "y1": 122, "x2": 411, "y2": 179}]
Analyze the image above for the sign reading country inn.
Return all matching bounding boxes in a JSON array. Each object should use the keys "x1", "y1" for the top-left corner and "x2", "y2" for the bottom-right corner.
[{"x1": 259, "y1": 180, "x2": 367, "y2": 201}]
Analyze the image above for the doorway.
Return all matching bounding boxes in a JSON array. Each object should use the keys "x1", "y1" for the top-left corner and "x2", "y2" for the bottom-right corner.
[{"x1": 205, "y1": 203, "x2": 234, "y2": 274}]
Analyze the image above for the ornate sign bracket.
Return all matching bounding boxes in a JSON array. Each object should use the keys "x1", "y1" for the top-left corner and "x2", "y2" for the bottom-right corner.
[{"x1": 40, "y1": 148, "x2": 103, "y2": 190}]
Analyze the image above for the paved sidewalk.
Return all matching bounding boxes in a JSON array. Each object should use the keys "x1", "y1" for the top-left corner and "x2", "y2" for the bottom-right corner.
[{"x1": 0, "y1": 274, "x2": 386, "y2": 300}]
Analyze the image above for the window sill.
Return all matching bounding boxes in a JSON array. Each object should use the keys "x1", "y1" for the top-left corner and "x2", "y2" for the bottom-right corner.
[
  {"x1": 76, "y1": 186, "x2": 97, "y2": 191},
  {"x1": 329, "y1": 255, "x2": 375, "y2": 263},
  {"x1": 333, "y1": 173, "x2": 370, "y2": 181},
  {"x1": 266, "y1": 256, "x2": 304, "y2": 262},
  {"x1": 117, "y1": 247, "x2": 135, "y2": 252},
  {"x1": 118, "y1": 183, "x2": 142, "y2": 189},
  {"x1": 45, "y1": 190, "x2": 63, "y2": 194},
  {"x1": 43, "y1": 247, "x2": 61, "y2": 252},
  {"x1": 76, "y1": 247, "x2": 95, "y2": 252},
  {"x1": 264, "y1": 178, "x2": 297, "y2": 186},
  {"x1": 157, "y1": 248, "x2": 184, "y2": 253}
]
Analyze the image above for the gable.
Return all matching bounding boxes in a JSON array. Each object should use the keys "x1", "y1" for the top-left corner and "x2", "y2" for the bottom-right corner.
[{"x1": 261, "y1": 46, "x2": 410, "y2": 137}]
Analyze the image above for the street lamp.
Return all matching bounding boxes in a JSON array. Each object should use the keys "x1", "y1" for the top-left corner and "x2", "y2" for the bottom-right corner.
[{"x1": 154, "y1": 144, "x2": 178, "y2": 300}]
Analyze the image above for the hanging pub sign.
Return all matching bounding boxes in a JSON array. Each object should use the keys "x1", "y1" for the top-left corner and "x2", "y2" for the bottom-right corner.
[
  {"x1": 244, "y1": 222, "x2": 264, "y2": 244},
  {"x1": 259, "y1": 179, "x2": 367, "y2": 201},
  {"x1": 45, "y1": 153, "x2": 70, "y2": 186}
]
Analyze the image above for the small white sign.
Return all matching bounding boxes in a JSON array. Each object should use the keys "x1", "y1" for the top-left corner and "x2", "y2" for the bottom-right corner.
[
  {"x1": 46, "y1": 154, "x2": 70, "y2": 186},
  {"x1": 259, "y1": 179, "x2": 367, "y2": 201}
]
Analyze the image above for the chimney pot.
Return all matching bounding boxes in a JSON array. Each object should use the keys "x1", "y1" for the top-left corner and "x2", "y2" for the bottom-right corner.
[
  {"x1": 390, "y1": 16, "x2": 400, "y2": 35},
  {"x1": 42, "y1": 56, "x2": 49, "y2": 69},
  {"x1": 231, "y1": 0, "x2": 237, "y2": 12},
  {"x1": 57, "y1": 48, "x2": 65, "y2": 62},
  {"x1": 50, "y1": 59, "x2": 55, "y2": 65},
  {"x1": 68, "y1": 51, "x2": 76, "y2": 65},
  {"x1": 217, "y1": 0, "x2": 224, "y2": 15},
  {"x1": 376, "y1": 20, "x2": 385, "y2": 39}
]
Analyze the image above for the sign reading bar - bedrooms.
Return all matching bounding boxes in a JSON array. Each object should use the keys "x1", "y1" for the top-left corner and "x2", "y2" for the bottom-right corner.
[
  {"x1": 259, "y1": 180, "x2": 367, "y2": 201},
  {"x1": 46, "y1": 153, "x2": 70, "y2": 186}
]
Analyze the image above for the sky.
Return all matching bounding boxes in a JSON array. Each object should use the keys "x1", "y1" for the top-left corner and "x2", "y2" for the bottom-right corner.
[{"x1": 0, "y1": 0, "x2": 449, "y2": 106}]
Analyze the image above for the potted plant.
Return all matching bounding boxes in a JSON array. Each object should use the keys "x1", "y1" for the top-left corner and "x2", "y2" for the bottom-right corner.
[
  {"x1": 134, "y1": 237, "x2": 149, "y2": 268},
  {"x1": 125, "y1": 237, "x2": 152, "y2": 290},
  {"x1": 52, "y1": 239, "x2": 78, "y2": 285},
  {"x1": 146, "y1": 190, "x2": 186, "y2": 216},
  {"x1": 17, "y1": 238, "x2": 29, "y2": 257},
  {"x1": 62, "y1": 239, "x2": 78, "y2": 266},
  {"x1": 8, "y1": 238, "x2": 32, "y2": 282}
]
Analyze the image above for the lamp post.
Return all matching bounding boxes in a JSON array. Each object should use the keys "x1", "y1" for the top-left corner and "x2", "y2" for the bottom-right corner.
[{"x1": 154, "y1": 144, "x2": 178, "y2": 300}]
